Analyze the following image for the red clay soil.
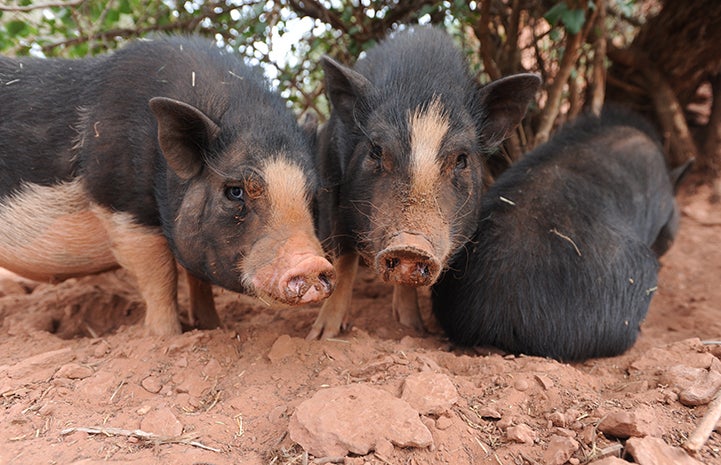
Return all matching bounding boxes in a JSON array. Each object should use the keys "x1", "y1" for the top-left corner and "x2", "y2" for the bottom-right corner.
[{"x1": 0, "y1": 184, "x2": 720, "y2": 465}]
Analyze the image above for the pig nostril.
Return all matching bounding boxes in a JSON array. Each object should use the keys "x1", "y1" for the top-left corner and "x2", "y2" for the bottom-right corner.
[
  {"x1": 386, "y1": 257, "x2": 400, "y2": 270},
  {"x1": 318, "y1": 272, "x2": 333, "y2": 291},
  {"x1": 417, "y1": 263, "x2": 430, "y2": 278}
]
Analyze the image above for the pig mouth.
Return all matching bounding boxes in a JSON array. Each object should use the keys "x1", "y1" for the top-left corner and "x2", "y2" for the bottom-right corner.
[{"x1": 373, "y1": 232, "x2": 443, "y2": 287}]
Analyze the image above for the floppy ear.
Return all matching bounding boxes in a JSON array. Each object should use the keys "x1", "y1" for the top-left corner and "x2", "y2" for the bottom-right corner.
[
  {"x1": 149, "y1": 97, "x2": 221, "y2": 179},
  {"x1": 476, "y1": 73, "x2": 541, "y2": 148},
  {"x1": 321, "y1": 56, "x2": 374, "y2": 128}
]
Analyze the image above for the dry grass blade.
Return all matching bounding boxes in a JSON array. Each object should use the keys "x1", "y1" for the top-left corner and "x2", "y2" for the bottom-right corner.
[{"x1": 550, "y1": 228, "x2": 582, "y2": 256}]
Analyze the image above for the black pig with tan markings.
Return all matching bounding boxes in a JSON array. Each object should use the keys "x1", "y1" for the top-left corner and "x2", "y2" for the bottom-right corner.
[
  {"x1": 309, "y1": 27, "x2": 540, "y2": 339},
  {"x1": 0, "y1": 36, "x2": 335, "y2": 335}
]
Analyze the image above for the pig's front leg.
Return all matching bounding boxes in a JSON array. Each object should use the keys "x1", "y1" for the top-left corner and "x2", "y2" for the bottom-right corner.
[
  {"x1": 392, "y1": 284, "x2": 425, "y2": 332},
  {"x1": 97, "y1": 208, "x2": 182, "y2": 336},
  {"x1": 185, "y1": 270, "x2": 221, "y2": 330},
  {"x1": 307, "y1": 253, "x2": 359, "y2": 340}
]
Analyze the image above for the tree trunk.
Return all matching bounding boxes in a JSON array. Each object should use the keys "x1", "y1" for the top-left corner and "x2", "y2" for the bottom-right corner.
[{"x1": 606, "y1": 0, "x2": 721, "y2": 173}]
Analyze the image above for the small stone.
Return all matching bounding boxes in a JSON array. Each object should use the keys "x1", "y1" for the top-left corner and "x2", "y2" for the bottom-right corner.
[
  {"x1": 7, "y1": 348, "x2": 74, "y2": 381},
  {"x1": 542, "y1": 435, "x2": 579, "y2": 465},
  {"x1": 268, "y1": 334, "x2": 296, "y2": 363},
  {"x1": 548, "y1": 411, "x2": 566, "y2": 427},
  {"x1": 375, "y1": 438, "x2": 394, "y2": 458},
  {"x1": 435, "y1": 415, "x2": 453, "y2": 430},
  {"x1": 478, "y1": 407, "x2": 502, "y2": 420},
  {"x1": 569, "y1": 458, "x2": 580, "y2": 465},
  {"x1": 202, "y1": 358, "x2": 223, "y2": 378},
  {"x1": 678, "y1": 369, "x2": 721, "y2": 406},
  {"x1": 514, "y1": 378, "x2": 530, "y2": 391},
  {"x1": 554, "y1": 427, "x2": 576, "y2": 438},
  {"x1": 496, "y1": 416, "x2": 513, "y2": 430},
  {"x1": 54, "y1": 363, "x2": 93, "y2": 380},
  {"x1": 401, "y1": 372, "x2": 459, "y2": 415},
  {"x1": 506, "y1": 423, "x2": 536, "y2": 444},
  {"x1": 597, "y1": 409, "x2": 661, "y2": 439},
  {"x1": 92, "y1": 340, "x2": 111, "y2": 358},
  {"x1": 141, "y1": 376, "x2": 162, "y2": 394},
  {"x1": 535, "y1": 374, "x2": 555, "y2": 390},
  {"x1": 136, "y1": 405, "x2": 151, "y2": 415},
  {"x1": 139, "y1": 407, "x2": 183, "y2": 437},
  {"x1": 626, "y1": 436, "x2": 704, "y2": 465}
]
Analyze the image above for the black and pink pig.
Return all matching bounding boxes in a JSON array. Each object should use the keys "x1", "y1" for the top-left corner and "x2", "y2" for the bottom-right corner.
[{"x1": 0, "y1": 36, "x2": 335, "y2": 335}]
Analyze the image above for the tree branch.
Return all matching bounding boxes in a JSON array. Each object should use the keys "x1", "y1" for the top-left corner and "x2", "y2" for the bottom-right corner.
[
  {"x1": 589, "y1": 0, "x2": 607, "y2": 115},
  {"x1": 534, "y1": 29, "x2": 584, "y2": 145},
  {"x1": 0, "y1": 0, "x2": 84, "y2": 11}
]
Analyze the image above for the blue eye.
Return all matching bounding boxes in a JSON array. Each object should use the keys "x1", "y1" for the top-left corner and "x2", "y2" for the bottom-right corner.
[{"x1": 225, "y1": 186, "x2": 244, "y2": 201}]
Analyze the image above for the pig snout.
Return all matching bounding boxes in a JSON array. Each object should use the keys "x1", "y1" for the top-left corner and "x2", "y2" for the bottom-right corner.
[
  {"x1": 374, "y1": 232, "x2": 441, "y2": 286},
  {"x1": 279, "y1": 255, "x2": 336, "y2": 304}
]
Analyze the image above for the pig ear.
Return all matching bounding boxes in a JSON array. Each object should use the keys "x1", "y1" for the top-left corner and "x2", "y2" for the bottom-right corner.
[
  {"x1": 476, "y1": 73, "x2": 541, "y2": 148},
  {"x1": 149, "y1": 97, "x2": 221, "y2": 180},
  {"x1": 321, "y1": 56, "x2": 374, "y2": 127}
]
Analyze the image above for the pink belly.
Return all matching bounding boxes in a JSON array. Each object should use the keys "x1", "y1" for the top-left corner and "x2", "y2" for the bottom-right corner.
[{"x1": 0, "y1": 181, "x2": 118, "y2": 282}]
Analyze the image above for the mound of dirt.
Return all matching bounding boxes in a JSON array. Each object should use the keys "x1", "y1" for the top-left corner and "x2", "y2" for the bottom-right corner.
[{"x1": 1, "y1": 185, "x2": 720, "y2": 465}]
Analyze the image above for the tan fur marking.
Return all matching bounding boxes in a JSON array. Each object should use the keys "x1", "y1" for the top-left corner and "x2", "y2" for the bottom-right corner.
[
  {"x1": 261, "y1": 157, "x2": 314, "y2": 230},
  {"x1": 0, "y1": 180, "x2": 117, "y2": 281},
  {"x1": 93, "y1": 207, "x2": 182, "y2": 335},
  {"x1": 408, "y1": 98, "x2": 449, "y2": 197},
  {"x1": 240, "y1": 156, "x2": 326, "y2": 302}
]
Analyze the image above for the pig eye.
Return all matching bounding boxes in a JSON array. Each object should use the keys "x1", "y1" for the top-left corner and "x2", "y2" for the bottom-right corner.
[
  {"x1": 369, "y1": 143, "x2": 383, "y2": 161},
  {"x1": 225, "y1": 186, "x2": 244, "y2": 202},
  {"x1": 455, "y1": 153, "x2": 468, "y2": 171}
]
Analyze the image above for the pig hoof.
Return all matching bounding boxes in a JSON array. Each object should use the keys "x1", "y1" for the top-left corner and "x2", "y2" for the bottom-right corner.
[
  {"x1": 146, "y1": 323, "x2": 182, "y2": 337},
  {"x1": 145, "y1": 316, "x2": 182, "y2": 336}
]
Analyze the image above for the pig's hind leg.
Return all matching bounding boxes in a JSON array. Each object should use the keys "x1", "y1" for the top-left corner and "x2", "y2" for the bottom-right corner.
[
  {"x1": 307, "y1": 253, "x2": 359, "y2": 340},
  {"x1": 185, "y1": 270, "x2": 221, "y2": 329}
]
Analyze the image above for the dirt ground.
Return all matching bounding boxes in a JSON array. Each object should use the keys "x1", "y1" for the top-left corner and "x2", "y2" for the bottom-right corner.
[{"x1": 0, "y1": 182, "x2": 720, "y2": 465}]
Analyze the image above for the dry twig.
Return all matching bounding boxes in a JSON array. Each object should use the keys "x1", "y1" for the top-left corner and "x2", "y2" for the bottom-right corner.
[
  {"x1": 60, "y1": 426, "x2": 220, "y2": 452},
  {"x1": 684, "y1": 388, "x2": 721, "y2": 453}
]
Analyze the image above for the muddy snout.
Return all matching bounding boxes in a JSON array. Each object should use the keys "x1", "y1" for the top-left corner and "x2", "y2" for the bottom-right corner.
[
  {"x1": 374, "y1": 232, "x2": 442, "y2": 286},
  {"x1": 279, "y1": 255, "x2": 336, "y2": 305}
]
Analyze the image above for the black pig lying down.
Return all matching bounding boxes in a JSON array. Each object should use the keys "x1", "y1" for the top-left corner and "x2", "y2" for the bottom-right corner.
[
  {"x1": 432, "y1": 108, "x2": 690, "y2": 362},
  {"x1": 309, "y1": 26, "x2": 540, "y2": 340},
  {"x1": 0, "y1": 36, "x2": 335, "y2": 336}
]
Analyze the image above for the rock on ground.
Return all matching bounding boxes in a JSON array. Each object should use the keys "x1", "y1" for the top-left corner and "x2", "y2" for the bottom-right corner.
[
  {"x1": 289, "y1": 383, "x2": 433, "y2": 457},
  {"x1": 625, "y1": 436, "x2": 704, "y2": 465}
]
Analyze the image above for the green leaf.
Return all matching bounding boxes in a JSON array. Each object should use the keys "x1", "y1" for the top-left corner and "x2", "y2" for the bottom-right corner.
[
  {"x1": 561, "y1": 8, "x2": 586, "y2": 34},
  {"x1": 118, "y1": 0, "x2": 132, "y2": 14},
  {"x1": 106, "y1": 8, "x2": 120, "y2": 24},
  {"x1": 544, "y1": 3, "x2": 568, "y2": 26},
  {"x1": 6, "y1": 20, "x2": 29, "y2": 37}
]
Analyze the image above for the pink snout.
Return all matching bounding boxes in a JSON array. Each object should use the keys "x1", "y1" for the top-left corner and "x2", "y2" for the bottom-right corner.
[
  {"x1": 374, "y1": 232, "x2": 442, "y2": 286},
  {"x1": 277, "y1": 255, "x2": 336, "y2": 305}
]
